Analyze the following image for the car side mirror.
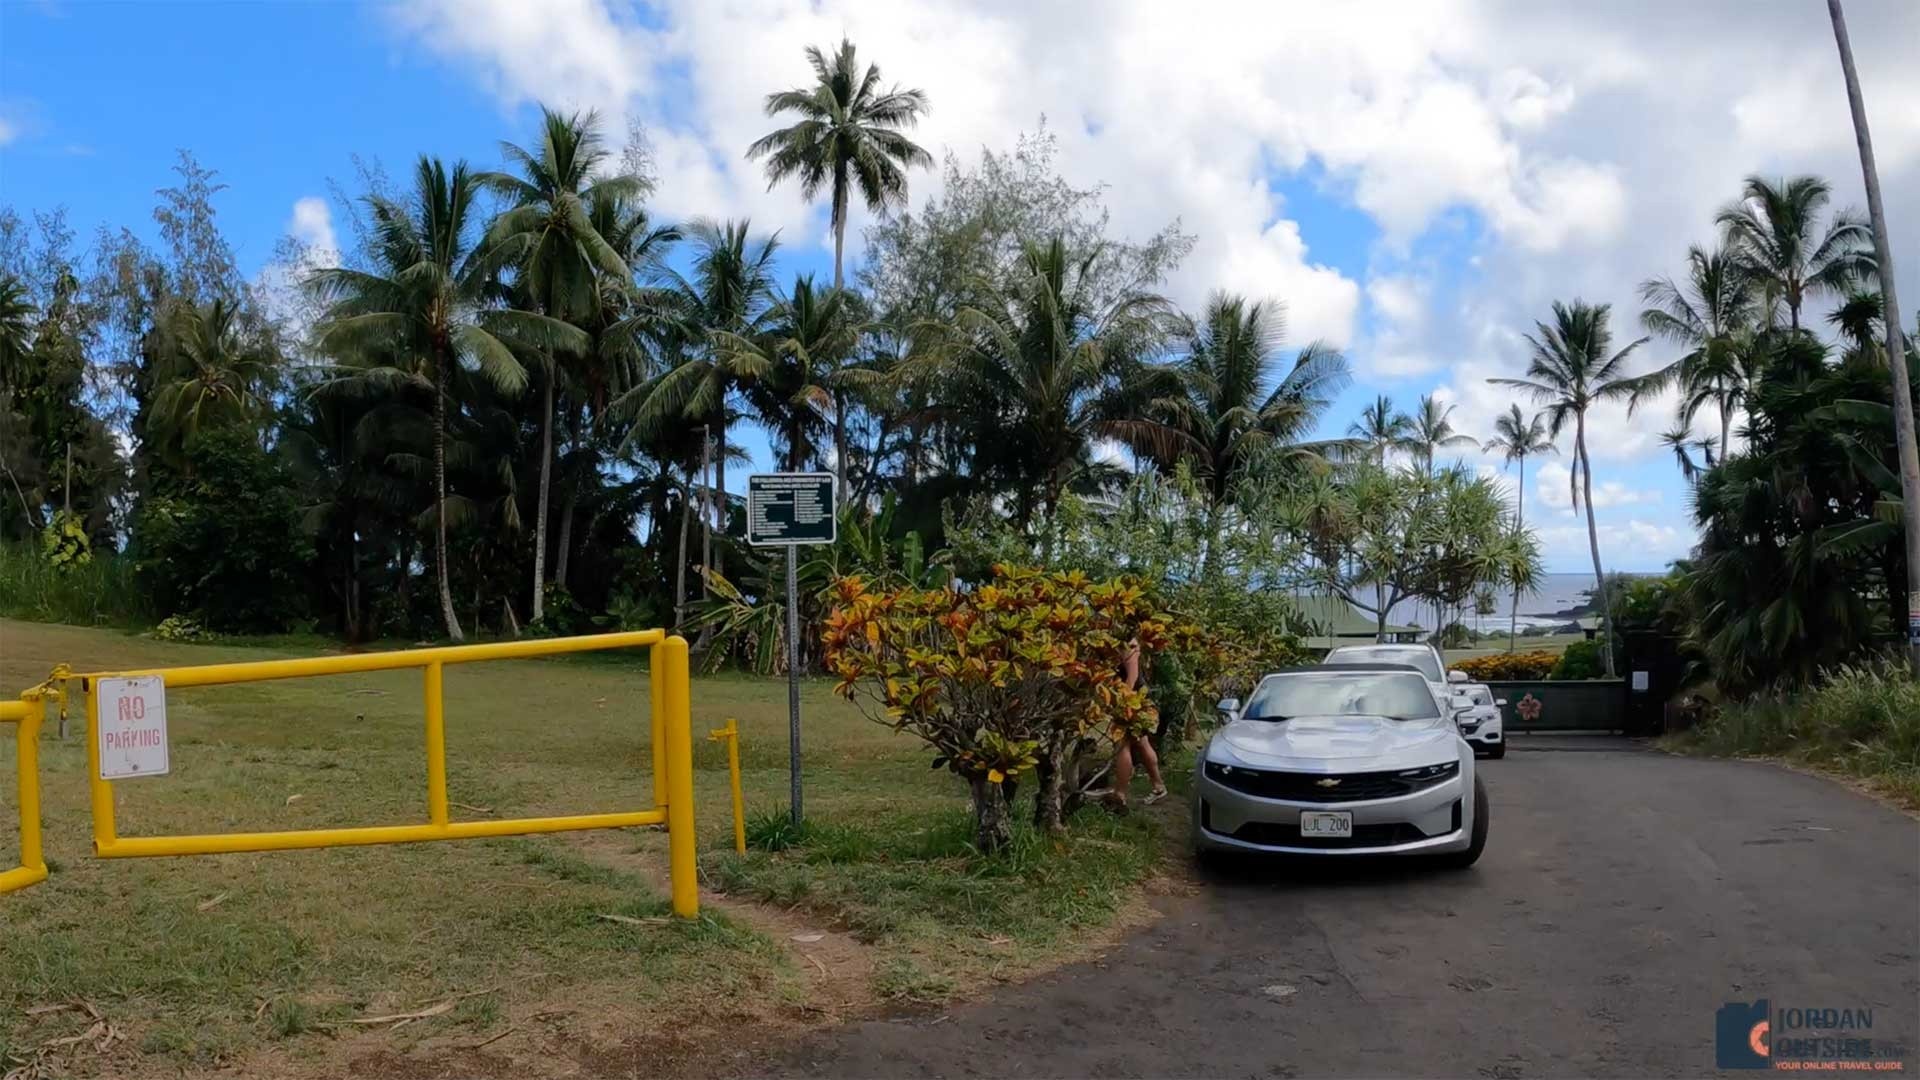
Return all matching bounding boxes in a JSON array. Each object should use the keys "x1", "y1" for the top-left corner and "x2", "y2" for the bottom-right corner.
[
  {"x1": 1496, "y1": 699, "x2": 1509, "y2": 707},
  {"x1": 1447, "y1": 670, "x2": 1469, "y2": 684},
  {"x1": 1216, "y1": 697, "x2": 1241, "y2": 718}
]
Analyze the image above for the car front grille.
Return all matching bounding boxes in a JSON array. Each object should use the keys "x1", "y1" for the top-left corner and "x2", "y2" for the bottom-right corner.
[
  {"x1": 1203, "y1": 761, "x2": 1458, "y2": 802},
  {"x1": 1227, "y1": 819, "x2": 1429, "y2": 849},
  {"x1": 1199, "y1": 798, "x2": 1463, "y2": 850}
]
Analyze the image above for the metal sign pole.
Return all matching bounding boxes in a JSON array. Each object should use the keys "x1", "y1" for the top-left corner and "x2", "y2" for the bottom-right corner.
[
  {"x1": 744, "y1": 472, "x2": 835, "y2": 830},
  {"x1": 786, "y1": 544, "x2": 803, "y2": 827}
]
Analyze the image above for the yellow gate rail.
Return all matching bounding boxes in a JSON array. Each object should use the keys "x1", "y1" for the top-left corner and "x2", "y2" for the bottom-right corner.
[
  {"x1": 0, "y1": 696, "x2": 48, "y2": 894},
  {"x1": 68, "y1": 630, "x2": 698, "y2": 916}
]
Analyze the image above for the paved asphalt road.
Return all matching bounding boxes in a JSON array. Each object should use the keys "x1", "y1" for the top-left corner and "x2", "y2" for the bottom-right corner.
[{"x1": 746, "y1": 738, "x2": 1919, "y2": 1078}]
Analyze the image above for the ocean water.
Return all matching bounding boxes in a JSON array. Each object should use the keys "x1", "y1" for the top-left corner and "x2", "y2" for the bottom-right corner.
[{"x1": 1379, "y1": 572, "x2": 1612, "y2": 634}]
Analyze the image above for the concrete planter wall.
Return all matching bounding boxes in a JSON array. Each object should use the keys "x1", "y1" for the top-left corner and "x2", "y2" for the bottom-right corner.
[{"x1": 1483, "y1": 679, "x2": 1626, "y2": 732}]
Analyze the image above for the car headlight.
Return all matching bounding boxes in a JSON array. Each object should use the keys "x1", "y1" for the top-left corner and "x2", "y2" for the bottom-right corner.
[{"x1": 1396, "y1": 761, "x2": 1459, "y2": 781}]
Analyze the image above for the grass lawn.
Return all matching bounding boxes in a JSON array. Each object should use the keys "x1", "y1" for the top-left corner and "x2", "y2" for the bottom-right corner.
[
  {"x1": 0, "y1": 619, "x2": 1172, "y2": 1077},
  {"x1": 1443, "y1": 631, "x2": 1589, "y2": 665}
]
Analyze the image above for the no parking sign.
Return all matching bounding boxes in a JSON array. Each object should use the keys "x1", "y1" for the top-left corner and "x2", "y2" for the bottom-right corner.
[{"x1": 96, "y1": 676, "x2": 170, "y2": 779}]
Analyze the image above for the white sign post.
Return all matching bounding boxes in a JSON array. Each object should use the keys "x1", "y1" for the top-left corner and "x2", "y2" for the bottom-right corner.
[{"x1": 96, "y1": 675, "x2": 170, "y2": 779}]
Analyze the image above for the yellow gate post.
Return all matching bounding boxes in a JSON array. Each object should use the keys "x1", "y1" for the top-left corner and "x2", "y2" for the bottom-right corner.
[
  {"x1": 708, "y1": 719, "x2": 746, "y2": 855},
  {"x1": 659, "y1": 634, "x2": 698, "y2": 917},
  {"x1": 0, "y1": 696, "x2": 48, "y2": 894}
]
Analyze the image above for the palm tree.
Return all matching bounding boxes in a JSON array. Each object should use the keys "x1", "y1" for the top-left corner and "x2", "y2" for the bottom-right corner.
[
  {"x1": 615, "y1": 219, "x2": 779, "y2": 581},
  {"x1": 1826, "y1": 291, "x2": 1885, "y2": 361},
  {"x1": 1144, "y1": 293, "x2": 1349, "y2": 505},
  {"x1": 1347, "y1": 394, "x2": 1415, "y2": 465},
  {"x1": 944, "y1": 235, "x2": 1169, "y2": 541},
  {"x1": 313, "y1": 156, "x2": 585, "y2": 642},
  {"x1": 148, "y1": 297, "x2": 278, "y2": 454},
  {"x1": 747, "y1": 37, "x2": 932, "y2": 292},
  {"x1": 1829, "y1": 0, "x2": 1920, "y2": 678},
  {"x1": 1715, "y1": 174, "x2": 1872, "y2": 332},
  {"x1": 1659, "y1": 422, "x2": 1720, "y2": 487},
  {"x1": 1636, "y1": 243, "x2": 1759, "y2": 459},
  {"x1": 547, "y1": 191, "x2": 678, "y2": 592},
  {"x1": 1482, "y1": 404, "x2": 1556, "y2": 651},
  {"x1": 479, "y1": 107, "x2": 646, "y2": 623},
  {"x1": 0, "y1": 275, "x2": 31, "y2": 380},
  {"x1": 1491, "y1": 300, "x2": 1648, "y2": 677},
  {"x1": 726, "y1": 275, "x2": 860, "y2": 471},
  {"x1": 1409, "y1": 394, "x2": 1477, "y2": 476}
]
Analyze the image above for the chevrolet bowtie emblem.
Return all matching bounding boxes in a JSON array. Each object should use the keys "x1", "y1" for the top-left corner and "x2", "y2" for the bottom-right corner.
[{"x1": 1314, "y1": 777, "x2": 1342, "y2": 788}]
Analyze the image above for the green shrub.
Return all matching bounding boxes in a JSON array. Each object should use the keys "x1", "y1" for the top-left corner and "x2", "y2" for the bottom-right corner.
[
  {"x1": 1450, "y1": 650, "x2": 1558, "y2": 681},
  {"x1": 129, "y1": 429, "x2": 313, "y2": 634},
  {"x1": 152, "y1": 614, "x2": 211, "y2": 642},
  {"x1": 1550, "y1": 638, "x2": 1606, "y2": 680},
  {"x1": 1678, "y1": 659, "x2": 1920, "y2": 806},
  {"x1": 0, "y1": 541, "x2": 150, "y2": 627},
  {"x1": 40, "y1": 509, "x2": 92, "y2": 569}
]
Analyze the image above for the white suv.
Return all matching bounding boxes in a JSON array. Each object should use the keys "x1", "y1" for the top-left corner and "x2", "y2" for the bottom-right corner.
[
  {"x1": 1450, "y1": 681, "x2": 1507, "y2": 759},
  {"x1": 1322, "y1": 643, "x2": 1457, "y2": 722}
]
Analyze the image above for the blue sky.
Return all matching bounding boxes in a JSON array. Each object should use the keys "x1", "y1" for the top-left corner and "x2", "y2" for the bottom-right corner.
[{"x1": 6, "y1": 0, "x2": 1918, "y2": 573}]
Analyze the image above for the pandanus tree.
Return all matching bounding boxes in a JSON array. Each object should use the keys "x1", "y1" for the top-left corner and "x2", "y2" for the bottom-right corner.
[
  {"x1": 1491, "y1": 300, "x2": 1648, "y2": 677},
  {"x1": 313, "y1": 156, "x2": 585, "y2": 642},
  {"x1": 478, "y1": 107, "x2": 645, "y2": 623},
  {"x1": 1482, "y1": 405, "x2": 1556, "y2": 651}
]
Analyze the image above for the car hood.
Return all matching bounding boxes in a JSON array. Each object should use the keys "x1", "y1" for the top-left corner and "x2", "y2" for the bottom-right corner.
[{"x1": 1212, "y1": 714, "x2": 1459, "y2": 772}]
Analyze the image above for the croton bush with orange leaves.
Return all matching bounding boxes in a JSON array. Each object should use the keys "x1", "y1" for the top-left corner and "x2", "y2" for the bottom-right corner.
[{"x1": 822, "y1": 564, "x2": 1207, "y2": 851}]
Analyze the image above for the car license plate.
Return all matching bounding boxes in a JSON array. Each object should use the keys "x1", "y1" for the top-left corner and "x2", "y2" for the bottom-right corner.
[{"x1": 1299, "y1": 811, "x2": 1353, "y2": 838}]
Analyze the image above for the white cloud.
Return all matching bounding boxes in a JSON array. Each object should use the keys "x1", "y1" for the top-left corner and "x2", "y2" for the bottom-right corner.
[
  {"x1": 287, "y1": 196, "x2": 339, "y2": 269},
  {"x1": 1532, "y1": 516, "x2": 1690, "y2": 572},
  {"x1": 1534, "y1": 461, "x2": 1660, "y2": 513},
  {"x1": 0, "y1": 118, "x2": 15, "y2": 147},
  {"x1": 385, "y1": 0, "x2": 1920, "y2": 470}
]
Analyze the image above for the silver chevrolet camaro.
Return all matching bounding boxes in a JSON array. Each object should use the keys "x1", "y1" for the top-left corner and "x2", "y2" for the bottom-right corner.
[{"x1": 1192, "y1": 663, "x2": 1488, "y2": 866}]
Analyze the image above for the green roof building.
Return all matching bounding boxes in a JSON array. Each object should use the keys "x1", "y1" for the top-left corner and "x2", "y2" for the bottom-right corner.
[{"x1": 1289, "y1": 593, "x2": 1423, "y2": 652}]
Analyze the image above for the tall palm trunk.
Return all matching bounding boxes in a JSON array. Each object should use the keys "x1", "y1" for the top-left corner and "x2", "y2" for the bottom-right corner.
[
  {"x1": 674, "y1": 462, "x2": 692, "y2": 628},
  {"x1": 711, "y1": 415, "x2": 727, "y2": 580},
  {"x1": 555, "y1": 479, "x2": 577, "y2": 591},
  {"x1": 1509, "y1": 455, "x2": 1526, "y2": 653},
  {"x1": 433, "y1": 357, "x2": 465, "y2": 642},
  {"x1": 1720, "y1": 403, "x2": 1732, "y2": 462},
  {"x1": 833, "y1": 390, "x2": 850, "y2": 509},
  {"x1": 831, "y1": 176, "x2": 848, "y2": 291},
  {"x1": 1575, "y1": 414, "x2": 1612, "y2": 677},
  {"x1": 1831, "y1": 0, "x2": 1920, "y2": 678},
  {"x1": 531, "y1": 372, "x2": 554, "y2": 623},
  {"x1": 555, "y1": 409, "x2": 584, "y2": 589}
]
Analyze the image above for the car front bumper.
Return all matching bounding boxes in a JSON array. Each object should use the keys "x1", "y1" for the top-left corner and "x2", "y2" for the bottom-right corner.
[
  {"x1": 1192, "y1": 766, "x2": 1473, "y2": 856},
  {"x1": 1458, "y1": 718, "x2": 1503, "y2": 748}
]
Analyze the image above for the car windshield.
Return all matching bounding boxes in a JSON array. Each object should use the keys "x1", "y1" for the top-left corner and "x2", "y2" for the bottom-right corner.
[
  {"x1": 1241, "y1": 671, "x2": 1442, "y2": 722},
  {"x1": 1465, "y1": 686, "x2": 1493, "y2": 707},
  {"x1": 1326, "y1": 646, "x2": 1442, "y2": 682}
]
